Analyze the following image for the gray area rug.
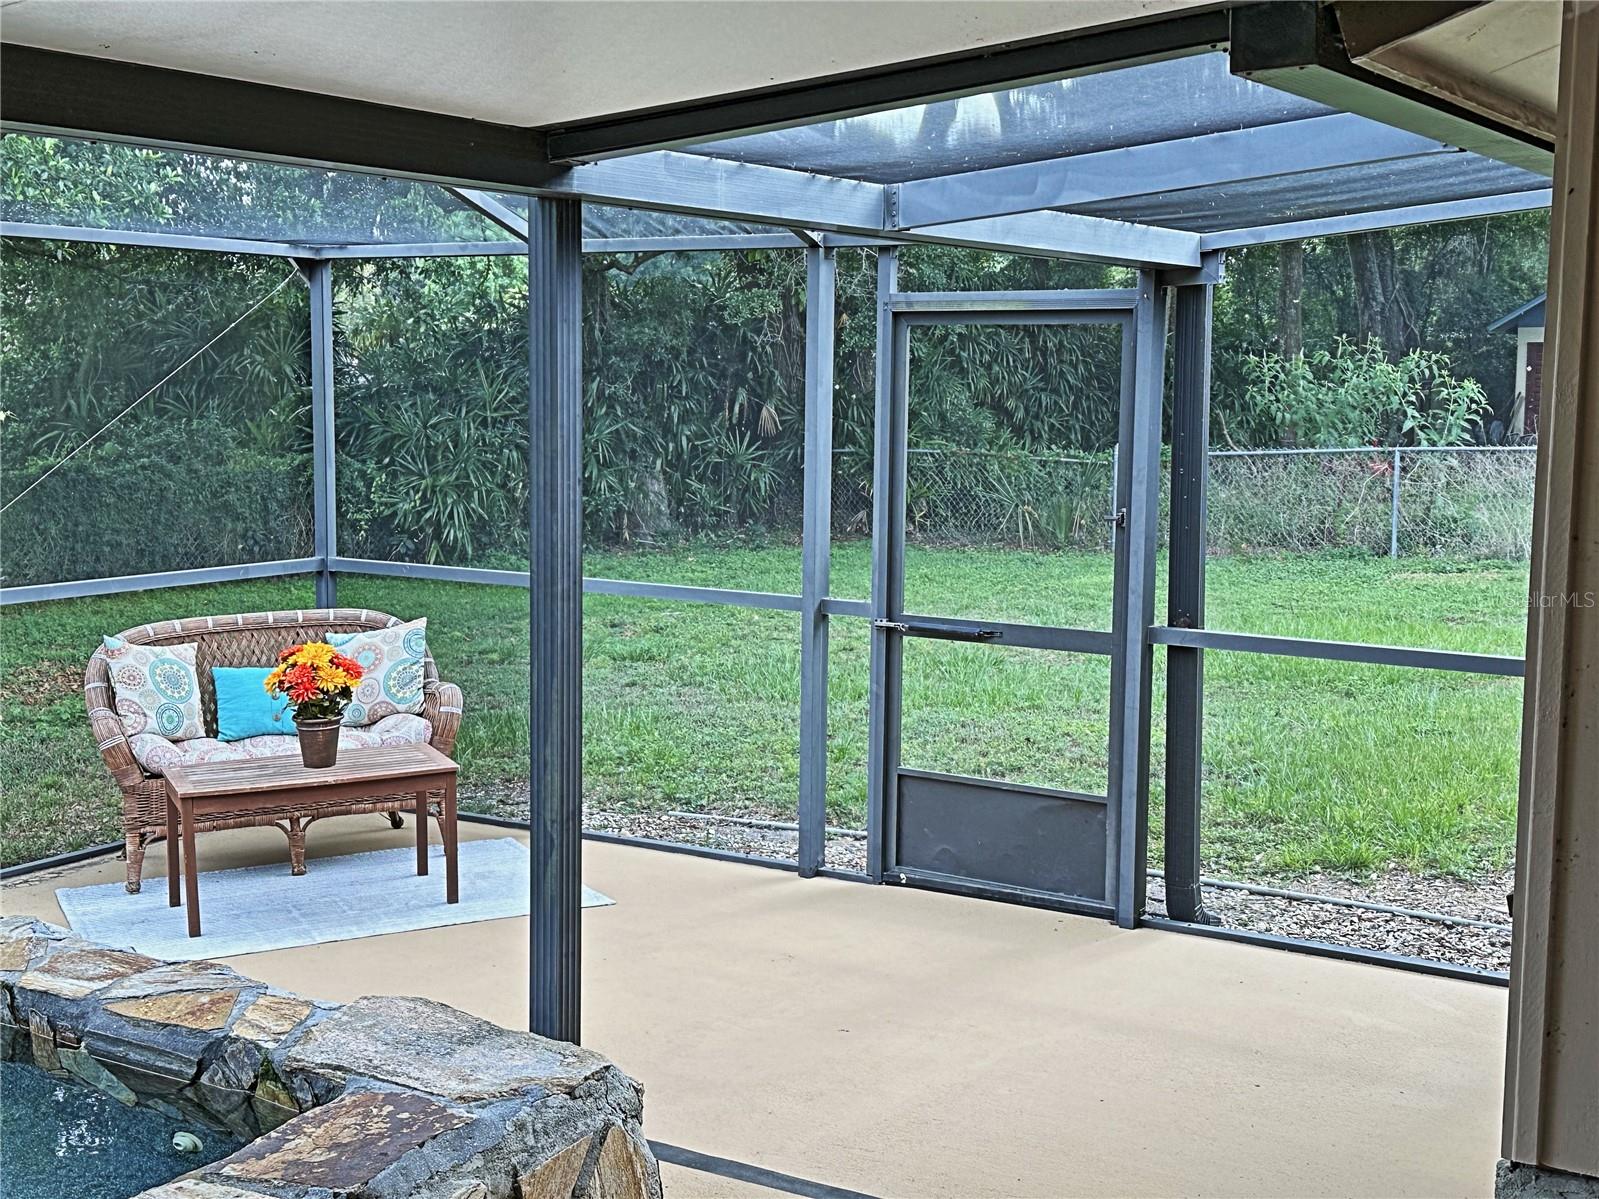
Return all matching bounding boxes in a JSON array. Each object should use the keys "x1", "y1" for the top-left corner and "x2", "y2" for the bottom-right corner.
[{"x1": 56, "y1": 837, "x2": 612, "y2": 961}]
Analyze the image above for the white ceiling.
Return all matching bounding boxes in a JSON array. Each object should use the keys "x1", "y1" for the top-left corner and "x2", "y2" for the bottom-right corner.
[
  {"x1": 0, "y1": 0, "x2": 1212, "y2": 129},
  {"x1": 1354, "y1": 0, "x2": 1561, "y2": 140}
]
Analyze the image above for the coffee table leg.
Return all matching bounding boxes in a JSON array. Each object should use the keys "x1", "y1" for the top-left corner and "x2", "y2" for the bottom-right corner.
[
  {"x1": 166, "y1": 794, "x2": 181, "y2": 909},
  {"x1": 415, "y1": 790, "x2": 429, "y2": 876},
  {"x1": 182, "y1": 804, "x2": 200, "y2": 938},
  {"x1": 444, "y1": 776, "x2": 458, "y2": 905}
]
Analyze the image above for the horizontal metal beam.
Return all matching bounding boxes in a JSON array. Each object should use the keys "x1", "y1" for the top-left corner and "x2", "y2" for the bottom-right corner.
[
  {"x1": 328, "y1": 557, "x2": 528, "y2": 587},
  {"x1": 313, "y1": 240, "x2": 524, "y2": 259},
  {"x1": 546, "y1": 152, "x2": 888, "y2": 236},
  {"x1": 900, "y1": 210, "x2": 1201, "y2": 268},
  {"x1": 330, "y1": 557, "x2": 805, "y2": 610},
  {"x1": 894, "y1": 112, "x2": 1457, "y2": 230},
  {"x1": 0, "y1": 44, "x2": 560, "y2": 190},
  {"x1": 584, "y1": 234, "x2": 807, "y2": 252},
  {"x1": 1200, "y1": 188, "x2": 1553, "y2": 249},
  {"x1": 543, "y1": 9, "x2": 1231, "y2": 160},
  {"x1": 888, "y1": 289, "x2": 1140, "y2": 312},
  {"x1": 0, "y1": 221, "x2": 860, "y2": 259},
  {"x1": 0, "y1": 221, "x2": 310, "y2": 258},
  {"x1": 11, "y1": 553, "x2": 843, "y2": 616},
  {"x1": 0, "y1": 557, "x2": 322, "y2": 606},
  {"x1": 1149, "y1": 625, "x2": 1525, "y2": 677}
]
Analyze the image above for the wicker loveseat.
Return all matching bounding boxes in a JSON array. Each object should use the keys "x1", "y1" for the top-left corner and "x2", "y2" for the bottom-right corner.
[{"x1": 85, "y1": 608, "x2": 463, "y2": 893}]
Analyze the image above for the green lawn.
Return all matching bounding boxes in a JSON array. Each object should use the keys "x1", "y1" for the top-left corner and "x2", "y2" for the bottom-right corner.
[{"x1": 0, "y1": 543, "x2": 1527, "y2": 879}]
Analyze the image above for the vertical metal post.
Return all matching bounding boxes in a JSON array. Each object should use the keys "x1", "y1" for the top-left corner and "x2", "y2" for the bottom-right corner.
[
  {"x1": 865, "y1": 247, "x2": 900, "y2": 883},
  {"x1": 1390, "y1": 444, "x2": 1402, "y2": 558},
  {"x1": 306, "y1": 259, "x2": 337, "y2": 609},
  {"x1": 798, "y1": 246, "x2": 836, "y2": 877},
  {"x1": 527, "y1": 196, "x2": 584, "y2": 1044},
  {"x1": 1164, "y1": 283, "x2": 1214, "y2": 925},
  {"x1": 1108, "y1": 272, "x2": 1167, "y2": 928}
]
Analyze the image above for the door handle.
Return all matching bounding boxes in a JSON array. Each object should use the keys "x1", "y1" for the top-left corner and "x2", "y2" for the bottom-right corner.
[
  {"x1": 1105, "y1": 508, "x2": 1127, "y2": 529},
  {"x1": 874, "y1": 619, "x2": 1000, "y2": 642}
]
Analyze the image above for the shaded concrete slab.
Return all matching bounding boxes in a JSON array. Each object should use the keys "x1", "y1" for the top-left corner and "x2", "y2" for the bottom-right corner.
[{"x1": 3, "y1": 819, "x2": 1509, "y2": 1198}]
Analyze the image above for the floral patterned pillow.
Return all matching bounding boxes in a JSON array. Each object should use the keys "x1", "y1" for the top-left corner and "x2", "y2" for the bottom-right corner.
[
  {"x1": 100, "y1": 636, "x2": 206, "y2": 741},
  {"x1": 327, "y1": 618, "x2": 429, "y2": 727}
]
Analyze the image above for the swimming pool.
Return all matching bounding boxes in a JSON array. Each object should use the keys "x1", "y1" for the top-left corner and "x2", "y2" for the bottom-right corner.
[{"x1": 1, "y1": 1058, "x2": 243, "y2": 1199}]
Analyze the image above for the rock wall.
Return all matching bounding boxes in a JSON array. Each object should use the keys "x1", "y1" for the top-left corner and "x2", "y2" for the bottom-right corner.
[{"x1": 0, "y1": 916, "x2": 661, "y2": 1199}]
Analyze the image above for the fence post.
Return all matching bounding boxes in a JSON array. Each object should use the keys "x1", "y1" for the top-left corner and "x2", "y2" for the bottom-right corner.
[{"x1": 1390, "y1": 444, "x2": 1402, "y2": 558}]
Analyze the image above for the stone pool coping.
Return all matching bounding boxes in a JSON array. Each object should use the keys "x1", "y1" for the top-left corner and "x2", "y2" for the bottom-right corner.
[{"x1": 0, "y1": 915, "x2": 660, "y2": 1199}]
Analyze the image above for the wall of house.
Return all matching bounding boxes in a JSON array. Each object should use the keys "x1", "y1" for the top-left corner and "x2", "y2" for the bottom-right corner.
[{"x1": 1513, "y1": 324, "x2": 1545, "y2": 434}]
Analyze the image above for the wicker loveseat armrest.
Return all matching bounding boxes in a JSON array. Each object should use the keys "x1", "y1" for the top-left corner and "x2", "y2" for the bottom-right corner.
[
  {"x1": 426, "y1": 680, "x2": 464, "y2": 758},
  {"x1": 84, "y1": 652, "x2": 145, "y2": 788}
]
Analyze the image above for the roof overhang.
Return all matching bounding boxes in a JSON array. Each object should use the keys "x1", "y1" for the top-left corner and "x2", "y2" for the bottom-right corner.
[
  {"x1": 0, "y1": 1, "x2": 1556, "y2": 269},
  {"x1": 1229, "y1": 1, "x2": 1555, "y2": 176}
]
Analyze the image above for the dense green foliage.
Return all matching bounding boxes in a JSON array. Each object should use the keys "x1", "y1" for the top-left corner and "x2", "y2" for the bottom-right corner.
[
  {"x1": 1243, "y1": 339, "x2": 1490, "y2": 448},
  {"x1": 0, "y1": 134, "x2": 1550, "y2": 584},
  {"x1": 1213, "y1": 217, "x2": 1549, "y2": 443}
]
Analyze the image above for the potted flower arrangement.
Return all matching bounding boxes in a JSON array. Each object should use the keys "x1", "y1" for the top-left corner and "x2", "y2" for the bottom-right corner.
[{"x1": 264, "y1": 642, "x2": 364, "y2": 768}]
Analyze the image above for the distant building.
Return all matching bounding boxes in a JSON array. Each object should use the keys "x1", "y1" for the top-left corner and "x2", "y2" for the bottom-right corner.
[{"x1": 1489, "y1": 294, "x2": 1546, "y2": 436}]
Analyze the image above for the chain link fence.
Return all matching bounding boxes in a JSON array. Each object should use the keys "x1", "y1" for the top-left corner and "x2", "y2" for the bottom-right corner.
[
  {"x1": 831, "y1": 449, "x2": 1118, "y2": 549},
  {"x1": 832, "y1": 445, "x2": 1537, "y2": 560},
  {"x1": 1209, "y1": 445, "x2": 1536, "y2": 559}
]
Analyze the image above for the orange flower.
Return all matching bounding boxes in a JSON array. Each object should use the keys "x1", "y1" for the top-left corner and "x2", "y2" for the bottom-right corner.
[
  {"x1": 265, "y1": 640, "x2": 358, "y2": 719},
  {"x1": 330, "y1": 652, "x2": 364, "y2": 681}
]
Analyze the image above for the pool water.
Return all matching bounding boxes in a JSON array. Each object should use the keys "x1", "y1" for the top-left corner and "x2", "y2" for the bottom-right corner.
[{"x1": 1, "y1": 1059, "x2": 244, "y2": 1198}]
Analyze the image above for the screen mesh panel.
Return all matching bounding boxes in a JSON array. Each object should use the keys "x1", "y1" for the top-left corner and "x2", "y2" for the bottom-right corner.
[
  {"x1": 1065, "y1": 155, "x2": 1550, "y2": 233},
  {"x1": 685, "y1": 53, "x2": 1332, "y2": 184},
  {"x1": 2, "y1": 134, "x2": 517, "y2": 246}
]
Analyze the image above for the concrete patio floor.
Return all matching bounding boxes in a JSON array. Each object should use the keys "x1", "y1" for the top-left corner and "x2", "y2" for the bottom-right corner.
[{"x1": 2, "y1": 818, "x2": 1507, "y2": 1198}]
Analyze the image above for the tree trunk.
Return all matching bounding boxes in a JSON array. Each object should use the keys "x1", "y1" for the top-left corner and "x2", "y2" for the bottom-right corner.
[
  {"x1": 1277, "y1": 239, "x2": 1305, "y2": 361},
  {"x1": 1347, "y1": 230, "x2": 1409, "y2": 359}
]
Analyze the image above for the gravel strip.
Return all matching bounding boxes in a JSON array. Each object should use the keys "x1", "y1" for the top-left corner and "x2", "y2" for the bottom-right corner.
[
  {"x1": 582, "y1": 809, "x2": 868, "y2": 874},
  {"x1": 466, "y1": 788, "x2": 1509, "y2": 973},
  {"x1": 1148, "y1": 870, "x2": 1513, "y2": 973}
]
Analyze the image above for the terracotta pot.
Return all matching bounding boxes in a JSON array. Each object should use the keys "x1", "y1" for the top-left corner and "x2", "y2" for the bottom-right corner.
[{"x1": 294, "y1": 715, "x2": 342, "y2": 769}]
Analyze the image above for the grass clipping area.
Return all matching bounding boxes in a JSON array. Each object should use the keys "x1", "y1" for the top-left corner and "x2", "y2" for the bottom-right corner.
[{"x1": 1, "y1": 544, "x2": 1525, "y2": 884}]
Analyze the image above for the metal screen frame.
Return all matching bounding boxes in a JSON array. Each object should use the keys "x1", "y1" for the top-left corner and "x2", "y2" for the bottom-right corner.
[
  {"x1": 0, "y1": 218, "x2": 1528, "y2": 981},
  {"x1": 862, "y1": 283, "x2": 1160, "y2": 925}
]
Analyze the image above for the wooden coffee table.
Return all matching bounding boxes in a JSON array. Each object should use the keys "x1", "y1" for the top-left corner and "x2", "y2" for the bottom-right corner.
[{"x1": 164, "y1": 743, "x2": 459, "y2": 937}]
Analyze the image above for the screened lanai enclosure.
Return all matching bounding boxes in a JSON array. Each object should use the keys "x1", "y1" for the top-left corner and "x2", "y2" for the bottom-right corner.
[{"x1": 0, "y1": 39, "x2": 1554, "y2": 1037}]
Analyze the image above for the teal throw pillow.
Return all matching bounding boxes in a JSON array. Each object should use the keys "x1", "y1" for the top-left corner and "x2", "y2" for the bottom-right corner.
[{"x1": 213, "y1": 666, "x2": 295, "y2": 742}]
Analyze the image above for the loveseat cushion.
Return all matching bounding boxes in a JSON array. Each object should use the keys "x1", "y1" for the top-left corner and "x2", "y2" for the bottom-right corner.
[
  {"x1": 130, "y1": 713, "x2": 432, "y2": 776},
  {"x1": 327, "y1": 618, "x2": 428, "y2": 726},
  {"x1": 101, "y1": 636, "x2": 206, "y2": 741}
]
